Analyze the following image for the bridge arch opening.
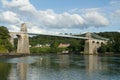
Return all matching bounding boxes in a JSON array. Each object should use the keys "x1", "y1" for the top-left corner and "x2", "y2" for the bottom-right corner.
[
  {"x1": 17, "y1": 35, "x2": 22, "y2": 40},
  {"x1": 101, "y1": 42, "x2": 104, "y2": 44},
  {"x1": 97, "y1": 42, "x2": 99, "y2": 44},
  {"x1": 92, "y1": 41, "x2": 95, "y2": 43}
]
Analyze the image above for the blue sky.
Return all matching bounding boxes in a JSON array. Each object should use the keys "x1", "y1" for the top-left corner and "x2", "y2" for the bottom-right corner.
[
  {"x1": 30, "y1": 0, "x2": 110, "y2": 10},
  {"x1": 0, "y1": 0, "x2": 120, "y2": 34}
]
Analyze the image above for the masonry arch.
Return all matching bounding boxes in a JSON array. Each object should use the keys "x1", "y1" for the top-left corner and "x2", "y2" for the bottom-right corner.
[
  {"x1": 96, "y1": 42, "x2": 99, "y2": 44},
  {"x1": 92, "y1": 41, "x2": 95, "y2": 43},
  {"x1": 101, "y1": 42, "x2": 104, "y2": 44},
  {"x1": 84, "y1": 39, "x2": 107, "y2": 54}
]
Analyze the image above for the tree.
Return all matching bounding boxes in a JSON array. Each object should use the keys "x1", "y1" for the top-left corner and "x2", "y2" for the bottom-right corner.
[
  {"x1": 50, "y1": 41, "x2": 59, "y2": 53},
  {"x1": 106, "y1": 41, "x2": 113, "y2": 52},
  {"x1": 0, "y1": 26, "x2": 10, "y2": 39},
  {"x1": 98, "y1": 44, "x2": 107, "y2": 53},
  {"x1": 97, "y1": 32, "x2": 120, "y2": 53},
  {"x1": 68, "y1": 40, "x2": 83, "y2": 53},
  {"x1": 0, "y1": 26, "x2": 14, "y2": 52}
]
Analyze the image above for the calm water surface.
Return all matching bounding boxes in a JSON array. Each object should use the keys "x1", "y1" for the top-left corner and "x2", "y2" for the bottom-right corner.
[{"x1": 0, "y1": 54, "x2": 120, "y2": 80}]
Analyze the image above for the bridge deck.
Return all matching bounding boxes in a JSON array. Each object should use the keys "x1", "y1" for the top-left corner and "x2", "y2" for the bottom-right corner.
[
  {"x1": 28, "y1": 33, "x2": 89, "y2": 40},
  {"x1": 10, "y1": 32, "x2": 108, "y2": 41}
]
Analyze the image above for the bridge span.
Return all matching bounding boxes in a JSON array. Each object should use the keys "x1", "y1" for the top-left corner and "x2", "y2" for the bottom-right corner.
[
  {"x1": 28, "y1": 33, "x2": 90, "y2": 40},
  {"x1": 9, "y1": 23, "x2": 108, "y2": 54}
]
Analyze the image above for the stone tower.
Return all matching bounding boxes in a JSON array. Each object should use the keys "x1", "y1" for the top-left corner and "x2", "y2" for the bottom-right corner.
[
  {"x1": 21, "y1": 23, "x2": 27, "y2": 33},
  {"x1": 84, "y1": 33, "x2": 92, "y2": 54},
  {"x1": 17, "y1": 23, "x2": 30, "y2": 54},
  {"x1": 84, "y1": 33, "x2": 106, "y2": 54}
]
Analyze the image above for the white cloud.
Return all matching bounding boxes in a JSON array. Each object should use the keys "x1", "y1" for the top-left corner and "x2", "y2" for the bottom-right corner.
[
  {"x1": 0, "y1": 11, "x2": 22, "y2": 24},
  {"x1": 9, "y1": 25, "x2": 20, "y2": 32},
  {"x1": 28, "y1": 25, "x2": 59, "y2": 34},
  {"x1": 111, "y1": 10, "x2": 120, "y2": 20},
  {"x1": 28, "y1": 26, "x2": 47, "y2": 34},
  {"x1": 68, "y1": 8, "x2": 109, "y2": 28},
  {"x1": 81, "y1": 8, "x2": 101, "y2": 13},
  {"x1": 0, "y1": 0, "x2": 110, "y2": 33},
  {"x1": 1, "y1": 0, "x2": 36, "y2": 12},
  {"x1": 1, "y1": 0, "x2": 37, "y2": 20},
  {"x1": 37, "y1": 10, "x2": 85, "y2": 28},
  {"x1": 83, "y1": 11, "x2": 109, "y2": 27},
  {"x1": 110, "y1": 0, "x2": 120, "y2": 7},
  {"x1": 29, "y1": 9, "x2": 109, "y2": 29}
]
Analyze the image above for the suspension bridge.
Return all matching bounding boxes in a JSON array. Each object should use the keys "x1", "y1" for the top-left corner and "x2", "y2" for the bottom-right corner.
[{"x1": 9, "y1": 23, "x2": 109, "y2": 54}]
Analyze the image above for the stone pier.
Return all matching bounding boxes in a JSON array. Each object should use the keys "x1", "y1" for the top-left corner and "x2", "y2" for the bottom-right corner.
[
  {"x1": 9, "y1": 23, "x2": 30, "y2": 54},
  {"x1": 17, "y1": 23, "x2": 30, "y2": 54},
  {"x1": 84, "y1": 33, "x2": 107, "y2": 54}
]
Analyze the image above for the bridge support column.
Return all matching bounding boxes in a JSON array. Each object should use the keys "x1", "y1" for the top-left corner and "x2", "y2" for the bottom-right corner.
[
  {"x1": 84, "y1": 32, "x2": 98, "y2": 54},
  {"x1": 17, "y1": 23, "x2": 30, "y2": 54},
  {"x1": 17, "y1": 34, "x2": 30, "y2": 54},
  {"x1": 84, "y1": 40, "x2": 94, "y2": 54},
  {"x1": 84, "y1": 32, "x2": 108, "y2": 54},
  {"x1": 84, "y1": 39, "x2": 103, "y2": 54}
]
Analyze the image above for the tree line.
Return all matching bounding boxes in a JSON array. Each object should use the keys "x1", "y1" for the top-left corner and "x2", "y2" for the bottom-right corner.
[
  {"x1": 29, "y1": 35, "x2": 84, "y2": 53},
  {"x1": 30, "y1": 32, "x2": 120, "y2": 54},
  {"x1": 97, "y1": 32, "x2": 120, "y2": 53}
]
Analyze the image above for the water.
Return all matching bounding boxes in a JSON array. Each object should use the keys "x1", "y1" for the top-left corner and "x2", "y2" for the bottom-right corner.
[{"x1": 0, "y1": 54, "x2": 120, "y2": 80}]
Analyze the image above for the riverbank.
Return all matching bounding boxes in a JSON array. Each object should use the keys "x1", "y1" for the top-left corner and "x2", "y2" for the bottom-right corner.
[
  {"x1": 0, "y1": 53, "x2": 29, "y2": 57},
  {"x1": 0, "y1": 53, "x2": 54, "y2": 57},
  {"x1": 0, "y1": 52, "x2": 120, "y2": 58}
]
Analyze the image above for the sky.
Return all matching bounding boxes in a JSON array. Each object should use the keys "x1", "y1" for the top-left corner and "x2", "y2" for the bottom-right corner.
[{"x1": 0, "y1": 0, "x2": 120, "y2": 34}]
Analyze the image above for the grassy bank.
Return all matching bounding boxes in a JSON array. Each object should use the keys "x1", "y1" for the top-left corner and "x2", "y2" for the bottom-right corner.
[
  {"x1": 30, "y1": 47, "x2": 68, "y2": 54},
  {"x1": 0, "y1": 45, "x2": 8, "y2": 53}
]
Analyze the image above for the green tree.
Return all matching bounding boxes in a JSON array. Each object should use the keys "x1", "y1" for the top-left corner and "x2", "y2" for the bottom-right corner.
[
  {"x1": 0, "y1": 26, "x2": 14, "y2": 53},
  {"x1": 50, "y1": 41, "x2": 59, "y2": 53},
  {"x1": 68, "y1": 40, "x2": 83, "y2": 53},
  {"x1": 98, "y1": 44, "x2": 107, "y2": 53},
  {"x1": 97, "y1": 32, "x2": 120, "y2": 53},
  {"x1": 106, "y1": 41, "x2": 113, "y2": 52},
  {"x1": 0, "y1": 26, "x2": 10, "y2": 39}
]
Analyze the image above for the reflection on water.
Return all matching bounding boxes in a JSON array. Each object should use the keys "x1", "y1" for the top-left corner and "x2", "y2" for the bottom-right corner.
[
  {"x1": 17, "y1": 61, "x2": 27, "y2": 80},
  {"x1": 0, "y1": 54, "x2": 120, "y2": 80},
  {"x1": 59, "y1": 55, "x2": 70, "y2": 68},
  {"x1": 85, "y1": 55, "x2": 104, "y2": 71},
  {"x1": 0, "y1": 62, "x2": 11, "y2": 80},
  {"x1": 8, "y1": 57, "x2": 28, "y2": 80},
  {"x1": 84, "y1": 55, "x2": 109, "y2": 80}
]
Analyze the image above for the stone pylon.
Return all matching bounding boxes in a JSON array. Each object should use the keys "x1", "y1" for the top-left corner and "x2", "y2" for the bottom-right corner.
[
  {"x1": 84, "y1": 32, "x2": 97, "y2": 54},
  {"x1": 84, "y1": 32, "x2": 92, "y2": 54},
  {"x1": 84, "y1": 39, "x2": 95, "y2": 54},
  {"x1": 17, "y1": 23, "x2": 30, "y2": 54},
  {"x1": 84, "y1": 33, "x2": 106, "y2": 54}
]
